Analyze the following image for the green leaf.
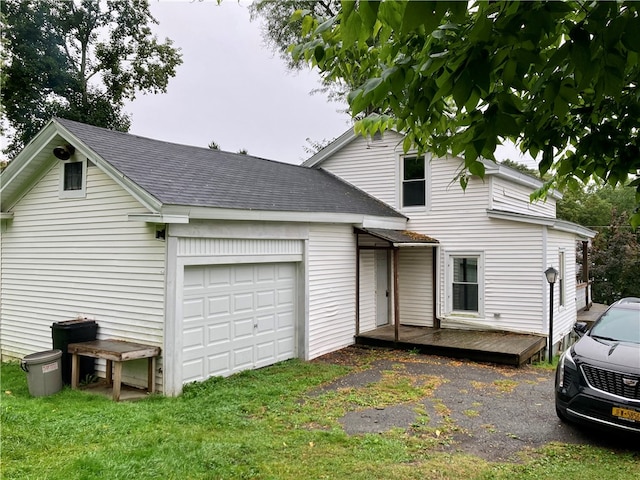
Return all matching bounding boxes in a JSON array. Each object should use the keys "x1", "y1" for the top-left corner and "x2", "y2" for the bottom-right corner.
[
  {"x1": 468, "y1": 160, "x2": 486, "y2": 178},
  {"x1": 401, "y1": 1, "x2": 444, "y2": 35},
  {"x1": 359, "y1": 1, "x2": 381, "y2": 32},
  {"x1": 362, "y1": 77, "x2": 383, "y2": 96},
  {"x1": 622, "y1": 16, "x2": 640, "y2": 52},
  {"x1": 342, "y1": 10, "x2": 362, "y2": 47},
  {"x1": 314, "y1": 17, "x2": 336, "y2": 36},
  {"x1": 452, "y1": 70, "x2": 473, "y2": 109}
]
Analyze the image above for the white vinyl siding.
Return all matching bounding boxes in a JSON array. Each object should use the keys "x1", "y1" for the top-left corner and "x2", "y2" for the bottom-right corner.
[
  {"x1": 307, "y1": 224, "x2": 356, "y2": 359},
  {"x1": 319, "y1": 132, "x2": 404, "y2": 208},
  {"x1": 491, "y1": 176, "x2": 556, "y2": 217},
  {"x1": 546, "y1": 230, "x2": 578, "y2": 348},
  {"x1": 0, "y1": 162, "x2": 166, "y2": 388},
  {"x1": 398, "y1": 248, "x2": 434, "y2": 326},
  {"x1": 408, "y1": 157, "x2": 548, "y2": 334}
]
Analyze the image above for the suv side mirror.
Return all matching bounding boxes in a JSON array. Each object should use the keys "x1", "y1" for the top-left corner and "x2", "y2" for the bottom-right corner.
[{"x1": 573, "y1": 322, "x2": 588, "y2": 337}]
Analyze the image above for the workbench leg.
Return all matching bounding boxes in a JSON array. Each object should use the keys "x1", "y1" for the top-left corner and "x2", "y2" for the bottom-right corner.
[
  {"x1": 148, "y1": 357, "x2": 156, "y2": 394},
  {"x1": 106, "y1": 360, "x2": 113, "y2": 387},
  {"x1": 71, "y1": 354, "x2": 80, "y2": 389},
  {"x1": 112, "y1": 361, "x2": 122, "y2": 402}
]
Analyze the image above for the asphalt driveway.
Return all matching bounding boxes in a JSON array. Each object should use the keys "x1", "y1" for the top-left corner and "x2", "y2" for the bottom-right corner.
[{"x1": 312, "y1": 346, "x2": 640, "y2": 462}]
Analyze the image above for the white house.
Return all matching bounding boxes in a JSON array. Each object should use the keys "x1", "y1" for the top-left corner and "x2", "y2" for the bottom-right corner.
[
  {"x1": 0, "y1": 119, "x2": 595, "y2": 395},
  {"x1": 304, "y1": 129, "x2": 595, "y2": 350}
]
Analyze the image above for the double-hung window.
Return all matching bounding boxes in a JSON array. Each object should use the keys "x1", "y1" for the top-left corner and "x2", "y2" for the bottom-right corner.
[
  {"x1": 447, "y1": 253, "x2": 484, "y2": 315},
  {"x1": 402, "y1": 156, "x2": 426, "y2": 207}
]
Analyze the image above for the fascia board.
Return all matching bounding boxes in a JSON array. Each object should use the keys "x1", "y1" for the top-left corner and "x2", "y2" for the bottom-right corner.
[
  {"x1": 552, "y1": 219, "x2": 597, "y2": 239},
  {"x1": 487, "y1": 209, "x2": 595, "y2": 238},
  {"x1": 301, "y1": 128, "x2": 357, "y2": 167},
  {"x1": 0, "y1": 121, "x2": 59, "y2": 206},
  {"x1": 180, "y1": 205, "x2": 403, "y2": 225},
  {"x1": 53, "y1": 121, "x2": 163, "y2": 212},
  {"x1": 486, "y1": 209, "x2": 555, "y2": 227},
  {"x1": 128, "y1": 214, "x2": 190, "y2": 224}
]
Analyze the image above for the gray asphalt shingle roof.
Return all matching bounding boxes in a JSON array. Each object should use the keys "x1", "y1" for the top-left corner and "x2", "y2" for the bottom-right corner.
[{"x1": 56, "y1": 118, "x2": 403, "y2": 218}]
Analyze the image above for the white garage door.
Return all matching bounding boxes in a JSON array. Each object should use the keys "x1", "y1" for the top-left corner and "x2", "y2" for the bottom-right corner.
[{"x1": 181, "y1": 263, "x2": 297, "y2": 384}]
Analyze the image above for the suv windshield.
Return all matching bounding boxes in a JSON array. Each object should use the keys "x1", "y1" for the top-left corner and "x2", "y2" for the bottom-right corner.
[{"x1": 589, "y1": 307, "x2": 640, "y2": 344}]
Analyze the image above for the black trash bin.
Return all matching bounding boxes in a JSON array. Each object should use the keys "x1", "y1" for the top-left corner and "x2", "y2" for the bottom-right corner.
[{"x1": 51, "y1": 319, "x2": 98, "y2": 384}]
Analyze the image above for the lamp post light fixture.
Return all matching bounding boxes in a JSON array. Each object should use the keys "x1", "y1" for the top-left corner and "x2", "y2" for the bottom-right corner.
[{"x1": 545, "y1": 266, "x2": 559, "y2": 364}]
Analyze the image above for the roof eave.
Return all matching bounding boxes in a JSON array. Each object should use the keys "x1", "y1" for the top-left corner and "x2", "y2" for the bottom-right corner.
[{"x1": 302, "y1": 128, "x2": 357, "y2": 167}]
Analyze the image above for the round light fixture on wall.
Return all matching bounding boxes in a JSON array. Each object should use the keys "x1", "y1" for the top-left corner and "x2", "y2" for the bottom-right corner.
[{"x1": 53, "y1": 145, "x2": 75, "y2": 160}]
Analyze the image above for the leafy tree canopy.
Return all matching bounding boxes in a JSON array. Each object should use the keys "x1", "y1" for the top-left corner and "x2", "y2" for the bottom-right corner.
[
  {"x1": 1, "y1": 0, "x2": 182, "y2": 158},
  {"x1": 291, "y1": 1, "x2": 640, "y2": 226}
]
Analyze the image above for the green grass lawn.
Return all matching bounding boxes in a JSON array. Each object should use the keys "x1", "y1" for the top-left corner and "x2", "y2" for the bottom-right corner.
[{"x1": 1, "y1": 353, "x2": 638, "y2": 480}]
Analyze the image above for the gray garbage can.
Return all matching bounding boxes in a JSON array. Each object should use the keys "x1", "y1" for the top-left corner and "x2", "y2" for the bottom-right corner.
[{"x1": 20, "y1": 349, "x2": 63, "y2": 397}]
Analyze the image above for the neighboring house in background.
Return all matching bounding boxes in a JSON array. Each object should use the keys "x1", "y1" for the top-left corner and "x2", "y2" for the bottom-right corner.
[{"x1": 0, "y1": 119, "x2": 595, "y2": 396}]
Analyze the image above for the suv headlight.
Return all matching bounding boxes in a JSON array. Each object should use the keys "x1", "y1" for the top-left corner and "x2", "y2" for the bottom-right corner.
[{"x1": 558, "y1": 347, "x2": 576, "y2": 388}]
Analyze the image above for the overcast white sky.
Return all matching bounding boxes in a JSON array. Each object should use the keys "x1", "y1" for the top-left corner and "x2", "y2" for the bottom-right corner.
[
  {"x1": 125, "y1": 0, "x2": 353, "y2": 164},
  {"x1": 126, "y1": 0, "x2": 535, "y2": 167}
]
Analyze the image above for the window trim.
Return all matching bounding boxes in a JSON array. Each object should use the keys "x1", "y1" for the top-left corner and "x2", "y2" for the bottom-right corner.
[
  {"x1": 400, "y1": 153, "x2": 430, "y2": 211},
  {"x1": 445, "y1": 251, "x2": 485, "y2": 317},
  {"x1": 59, "y1": 158, "x2": 87, "y2": 199},
  {"x1": 558, "y1": 250, "x2": 566, "y2": 308}
]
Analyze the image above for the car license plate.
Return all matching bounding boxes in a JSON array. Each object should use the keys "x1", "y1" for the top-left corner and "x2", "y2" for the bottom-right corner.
[{"x1": 612, "y1": 407, "x2": 640, "y2": 422}]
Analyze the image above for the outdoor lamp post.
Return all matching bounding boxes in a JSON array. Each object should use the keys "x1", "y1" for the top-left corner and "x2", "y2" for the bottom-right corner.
[{"x1": 545, "y1": 267, "x2": 559, "y2": 364}]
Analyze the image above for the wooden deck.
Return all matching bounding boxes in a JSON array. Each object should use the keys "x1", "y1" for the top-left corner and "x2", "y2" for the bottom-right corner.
[
  {"x1": 355, "y1": 325, "x2": 547, "y2": 366},
  {"x1": 576, "y1": 303, "x2": 608, "y2": 327}
]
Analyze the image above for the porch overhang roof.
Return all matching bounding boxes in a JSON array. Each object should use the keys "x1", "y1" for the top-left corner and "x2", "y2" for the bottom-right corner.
[{"x1": 356, "y1": 228, "x2": 439, "y2": 246}]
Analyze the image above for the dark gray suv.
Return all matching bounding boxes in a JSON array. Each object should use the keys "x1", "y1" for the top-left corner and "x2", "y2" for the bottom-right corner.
[{"x1": 555, "y1": 298, "x2": 640, "y2": 433}]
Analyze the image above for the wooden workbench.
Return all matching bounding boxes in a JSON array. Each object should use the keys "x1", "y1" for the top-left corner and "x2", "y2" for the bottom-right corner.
[{"x1": 67, "y1": 339, "x2": 161, "y2": 401}]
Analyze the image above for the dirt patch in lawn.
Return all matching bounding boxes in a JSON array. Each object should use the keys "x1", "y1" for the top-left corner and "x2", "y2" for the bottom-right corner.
[{"x1": 311, "y1": 346, "x2": 639, "y2": 462}]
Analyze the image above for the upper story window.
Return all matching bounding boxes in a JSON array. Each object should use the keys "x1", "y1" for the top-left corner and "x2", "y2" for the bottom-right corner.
[
  {"x1": 59, "y1": 159, "x2": 87, "y2": 199},
  {"x1": 402, "y1": 156, "x2": 425, "y2": 207}
]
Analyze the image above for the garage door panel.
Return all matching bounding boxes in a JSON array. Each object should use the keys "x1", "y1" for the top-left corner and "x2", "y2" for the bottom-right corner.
[
  {"x1": 234, "y1": 317, "x2": 255, "y2": 339},
  {"x1": 233, "y1": 265, "x2": 255, "y2": 284},
  {"x1": 183, "y1": 358, "x2": 205, "y2": 383},
  {"x1": 207, "y1": 323, "x2": 230, "y2": 344},
  {"x1": 256, "y1": 313, "x2": 276, "y2": 334},
  {"x1": 233, "y1": 346, "x2": 254, "y2": 369},
  {"x1": 183, "y1": 326, "x2": 205, "y2": 351},
  {"x1": 182, "y1": 263, "x2": 297, "y2": 384},
  {"x1": 209, "y1": 296, "x2": 231, "y2": 316},
  {"x1": 183, "y1": 298, "x2": 205, "y2": 321},
  {"x1": 257, "y1": 290, "x2": 275, "y2": 308},
  {"x1": 206, "y1": 266, "x2": 231, "y2": 287},
  {"x1": 234, "y1": 293, "x2": 254, "y2": 312},
  {"x1": 208, "y1": 352, "x2": 232, "y2": 377},
  {"x1": 277, "y1": 311, "x2": 294, "y2": 329},
  {"x1": 255, "y1": 341, "x2": 276, "y2": 366},
  {"x1": 277, "y1": 287, "x2": 294, "y2": 305}
]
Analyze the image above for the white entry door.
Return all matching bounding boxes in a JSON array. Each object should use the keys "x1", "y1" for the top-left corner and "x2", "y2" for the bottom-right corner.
[
  {"x1": 181, "y1": 263, "x2": 297, "y2": 384},
  {"x1": 375, "y1": 250, "x2": 389, "y2": 327}
]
